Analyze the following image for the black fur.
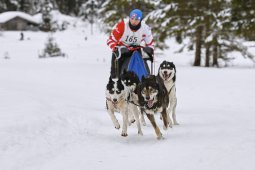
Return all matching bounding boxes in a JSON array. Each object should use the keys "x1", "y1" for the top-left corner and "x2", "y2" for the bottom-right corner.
[
  {"x1": 106, "y1": 76, "x2": 114, "y2": 93},
  {"x1": 137, "y1": 75, "x2": 169, "y2": 110},
  {"x1": 137, "y1": 75, "x2": 170, "y2": 139},
  {"x1": 121, "y1": 70, "x2": 140, "y2": 94},
  {"x1": 117, "y1": 78, "x2": 124, "y2": 92},
  {"x1": 158, "y1": 60, "x2": 176, "y2": 82},
  {"x1": 106, "y1": 76, "x2": 124, "y2": 94}
]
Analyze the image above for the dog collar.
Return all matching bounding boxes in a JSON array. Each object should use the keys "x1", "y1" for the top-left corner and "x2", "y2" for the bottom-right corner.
[
  {"x1": 106, "y1": 95, "x2": 125, "y2": 106},
  {"x1": 106, "y1": 97, "x2": 118, "y2": 109}
]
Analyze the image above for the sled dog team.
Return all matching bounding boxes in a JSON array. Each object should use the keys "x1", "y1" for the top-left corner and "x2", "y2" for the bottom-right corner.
[{"x1": 105, "y1": 61, "x2": 179, "y2": 139}]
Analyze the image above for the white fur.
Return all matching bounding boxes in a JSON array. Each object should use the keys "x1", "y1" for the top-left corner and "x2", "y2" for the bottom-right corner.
[
  {"x1": 105, "y1": 79, "x2": 129, "y2": 137},
  {"x1": 125, "y1": 86, "x2": 143, "y2": 135},
  {"x1": 159, "y1": 67, "x2": 179, "y2": 127}
]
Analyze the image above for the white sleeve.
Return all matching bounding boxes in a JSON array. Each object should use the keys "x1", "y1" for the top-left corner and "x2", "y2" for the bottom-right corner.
[{"x1": 144, "y1": 24, "x2": 154, "y2": 49}]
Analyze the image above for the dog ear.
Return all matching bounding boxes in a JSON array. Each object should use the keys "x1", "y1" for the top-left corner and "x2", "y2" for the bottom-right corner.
[
  {"x1": 123, "y1": 69, "x2": 127, "y2": 74},
  {"x1": 141, "y1": 75, "x2": 146, "y2": 82},
  {"x1": 117, "y1": 77, "x2": 122, "y2": 83},
  {"x1": 171, "y1": 62, "x2": 177, "y2": 82},
  {"x1": 152, "y1": 75, "x2": 157, "y2": 82},
  {"x1": 173, "y1": 63, "x2": 176, "y2": 72}
]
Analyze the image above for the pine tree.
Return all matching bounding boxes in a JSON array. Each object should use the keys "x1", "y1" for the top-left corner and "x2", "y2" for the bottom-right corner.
[
  {"x1": 0, "y1": 0, "x2": 18, "y2": 11},
  {"x1": 79, "y1": 0, "x2": 100, "y2": 21},
  {"x1": 19, "y1": 0, "x2": 31, "y2": 13},
  {"x1": 55, "y1": 0, "x2": 83, "y2": 16},
  {"x1": 39, "y1": 34, "x2": 66, "y2": 58},
  {"x1": 99, "y1": 0, "x2": 155, "y2": 32},
  {"x1": 147, "y1": 0, "x2": 232, "y2": 66},
  {"x1": 231, "y1": 0, "x2": 255, "y2": 40},
  {"x1": 41, "y1": 0, "x2": 53, "y2": 31}
]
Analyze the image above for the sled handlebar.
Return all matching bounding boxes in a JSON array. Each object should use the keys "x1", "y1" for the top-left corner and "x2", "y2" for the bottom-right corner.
[
  {"x1": 115, "y1": 46, "x2": 128, "y2": 60},
  {"x1": 115, "y1": 45, "x2": 151, "y2": 60}
]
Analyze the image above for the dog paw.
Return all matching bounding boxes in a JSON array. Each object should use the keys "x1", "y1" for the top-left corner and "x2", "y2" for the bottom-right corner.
[
  {"x1": 141, "y1": 121, "x2": 146, "y2": 126},
  {"x1": 121, "y1": 132, "x2": 128, "y2": 137},
  {"x1": 163, "y1": 125, "x2": 168, "y2": 130},
  {"x1": 138, "y1": 131, "x2": 143, "y2": 136},
  {"x1": 174, "y1": 122, "x2": 179, "y2": 125},
  {"x1": 130, "y1": 119, "x2": 135, "y2": 123},
  {"x1": 157, "y1": 134, "x2": 163, "y2": 140},
  {"x1": 169, "y1": 124, "x2": 173, "y2": 128},
  {"x1": 129, "y1": 119, "x2": 135, "y2": 126},
  {"x1": 114, "y1": 123, "x2": 120, "y2": 129}
]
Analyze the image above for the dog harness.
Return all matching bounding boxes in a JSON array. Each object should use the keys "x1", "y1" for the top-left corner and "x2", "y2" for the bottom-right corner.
[
  {"x1": 106, "y1": 96, "x2": 124, "y2": 109},
  {"x1": 125, "y1": 90, "x2": 141, "y2": 107},
  {"x1": 167, "y1": 84, "x2": 175, "y2": 95}
]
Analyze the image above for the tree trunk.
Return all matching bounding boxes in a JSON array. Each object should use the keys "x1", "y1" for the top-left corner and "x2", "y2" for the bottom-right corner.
[
  {"x1": 193, "y1": 25, "x2": 203, "y2": 66},
  {"x1": 204, "y1": 19, "x2": 210, "y2": 67},
  {"x1": 205, "y1": 43, "x2": 210, "y2": 67},
  {"x1": 212, "y1": 35, "x2": 219, "y2": 67}
]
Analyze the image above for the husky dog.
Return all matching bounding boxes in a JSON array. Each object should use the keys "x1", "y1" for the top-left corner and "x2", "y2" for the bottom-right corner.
[
  {"x1": 137, "y1": 75, "x2": 169, "y2": 139},
  {"x1": 121, "y1": 70, "x2": 145, "y2": 129},
  {"x1": 158, "y1": 61, "x2": 179, "y2": 127},
  {"x1": 105, "y1": 76, "x2": 129, "y2": 136}
]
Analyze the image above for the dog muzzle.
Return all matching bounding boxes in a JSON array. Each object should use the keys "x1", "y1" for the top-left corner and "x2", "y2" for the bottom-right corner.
[
  {"x1": 162, "y1": 72, "x2": 171, "y2": 80},
  {"x1": 146, "y1": 99, "x2": 155, "y2": 108}
]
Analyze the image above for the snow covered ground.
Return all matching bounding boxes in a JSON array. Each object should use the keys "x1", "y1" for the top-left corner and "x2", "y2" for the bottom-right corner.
[{"x1": 1, "y1": 20, "x2": 255, "y2": 170}]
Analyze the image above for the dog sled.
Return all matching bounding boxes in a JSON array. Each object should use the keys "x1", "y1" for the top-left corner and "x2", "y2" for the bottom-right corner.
[
  {"x1": 113, "y1": 45, "x2": 154, "y2": 80},
  {"x1": 107, "y1": 45, "x2": 177, "y2": 139}
]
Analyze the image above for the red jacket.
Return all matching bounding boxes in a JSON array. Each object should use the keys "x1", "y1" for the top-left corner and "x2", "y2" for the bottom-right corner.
[{"x1": 107, "y1": 19, "x2": 154, "y2": 51}]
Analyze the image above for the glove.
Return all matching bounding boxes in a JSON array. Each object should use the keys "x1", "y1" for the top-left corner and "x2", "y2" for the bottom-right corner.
[
  {"x1": 113, "y1": 46, "x2": 129, "y2": 59},
  {"x1": 120, "y1": 46, "x2": 129, "y2": 54},
  {"x1": 128, "y1": 45, "x2": 140, "y2": 51},
  {"x1": 143, "y1": 47, "x2": 154, "y2": 56}
]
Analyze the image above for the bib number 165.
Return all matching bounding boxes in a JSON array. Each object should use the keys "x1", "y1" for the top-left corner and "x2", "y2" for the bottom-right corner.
[{"x1": 125, "y1": 36, "x2": 138, "y2": 43}]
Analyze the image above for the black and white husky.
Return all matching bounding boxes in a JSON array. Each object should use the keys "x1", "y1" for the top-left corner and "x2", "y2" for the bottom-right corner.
[
  {"x1": 121, "y1": 70, "x2": 146, "y2": 129},
  {"x1": 105, "y1": 76, "x2": 143, "y2": 136},
  {"x1": 137, "y1": 75, "x2": 169, "y2": 139},
  {"x1": 158, "y1": 61, "x2": 179, "y2": 127},
  {"x1": 105, "y1": 76, "x2": 129, "y2": 136}
]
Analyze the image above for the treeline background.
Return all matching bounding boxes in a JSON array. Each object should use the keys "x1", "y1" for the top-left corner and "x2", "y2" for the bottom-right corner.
[{"x1": 1, "y1": 0, "x2": 255, "y2": 66}]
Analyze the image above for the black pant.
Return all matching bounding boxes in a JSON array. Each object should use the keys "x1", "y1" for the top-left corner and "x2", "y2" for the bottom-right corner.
[{"x1": 110, "y1": 50, "x2": 150, "y2": 78}]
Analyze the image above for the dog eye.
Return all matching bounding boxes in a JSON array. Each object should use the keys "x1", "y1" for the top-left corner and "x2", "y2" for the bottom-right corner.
[
  {"x1": 116, "y1": 90, "x2": 121, "y2": 94},
  {"x1": 150, "y1": 89, "x2": 156, "y2": 93},
  {"x1": 109, "y1": 90, "x2": 114, "y2": 94}
]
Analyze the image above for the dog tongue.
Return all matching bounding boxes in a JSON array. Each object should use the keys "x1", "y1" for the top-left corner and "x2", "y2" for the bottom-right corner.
[
  {"x1": 163, "y1": 73, "x2": 171, "y2": 80},
  {"x1": 147, "y1": 100, "x2": 154, "y2": 108},
  {"x1": 163, "y1": 74, "x2": 169, "y2": 80}
]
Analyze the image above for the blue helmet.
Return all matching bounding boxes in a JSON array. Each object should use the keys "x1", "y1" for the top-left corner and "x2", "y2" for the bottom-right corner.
[{"x1": 129, "y1": 9, "x2": 142, "y2": 21}]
